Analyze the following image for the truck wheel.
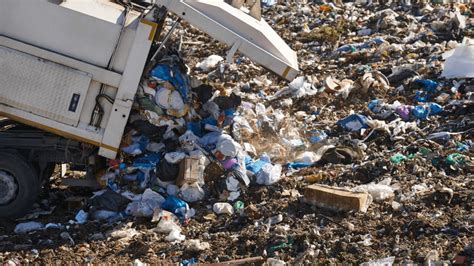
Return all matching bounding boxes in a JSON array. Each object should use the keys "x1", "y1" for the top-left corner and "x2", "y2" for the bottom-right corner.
[{"x1": 0, "y1": 152, "x2": 39, "y2": 218}]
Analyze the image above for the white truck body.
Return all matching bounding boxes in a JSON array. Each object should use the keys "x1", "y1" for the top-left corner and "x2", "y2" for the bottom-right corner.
[
  {"x1": 1, "y1": 0, "x2": 157, "y2": 159},
  {"x1": 0, "y1": 0, "x2": 298, "y2": 159}
]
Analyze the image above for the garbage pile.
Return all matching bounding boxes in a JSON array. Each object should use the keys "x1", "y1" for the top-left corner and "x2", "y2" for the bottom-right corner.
[
  {"x1": 71, "y1": 53, "x2": 289, "y2": 232},
  {"x1": 1, "y1": 1, "x2": 474, "y2": 265}
]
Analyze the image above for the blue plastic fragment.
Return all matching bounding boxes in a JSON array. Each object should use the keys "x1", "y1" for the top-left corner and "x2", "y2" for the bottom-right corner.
[
  {"x1": 415, "y1": 79, "x2": 438, "y2": 94},
  {"x1": 308, "y1": 130, "x2": 327, "y2": 143},
  {"x1": 337, "y1": 37, "x2": 385, "y2": 52},
  {"x1": 182, "y1": 258, "x2": 197, "y2": 266},
  {"x1": 287, "y1": 161, "x2": 313, "y2": 169}
]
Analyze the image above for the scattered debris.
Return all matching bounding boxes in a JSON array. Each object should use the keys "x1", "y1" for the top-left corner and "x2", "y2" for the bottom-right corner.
[{"x1": 1, "y1": 0, "x2": 473, "y2": 264}]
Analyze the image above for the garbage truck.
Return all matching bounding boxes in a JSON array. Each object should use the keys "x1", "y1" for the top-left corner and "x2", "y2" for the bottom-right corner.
[{"x1": 0, "y1": 0, "x2": 298, "y2": 218}]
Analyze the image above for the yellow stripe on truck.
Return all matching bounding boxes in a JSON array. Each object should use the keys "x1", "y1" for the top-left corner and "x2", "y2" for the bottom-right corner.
[
  {"x1": 0, "y1": 111, "x2": 119, "y2": 153},
  {"x1": 140, "y1": 19, "x2": 158, "y2": 41},
  {"x1": 282, "y1": 66, "x2": 291, "y2": 79}
]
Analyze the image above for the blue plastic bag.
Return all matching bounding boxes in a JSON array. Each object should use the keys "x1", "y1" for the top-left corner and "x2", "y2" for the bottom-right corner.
[
  {"x1": 368, "y1": 99, "x2": 381, "y2": 112},
  {"x1": 337, "y1": 114, "x2": 369, "y2": 131},
  {"x1": 187, "y1": 121, "x2": 204, "y2": 137},
  {"x1": 150, "y1": 64, "x2": 190, "y2": 101},
  {"x1": 246, "y1": 159, "x2": 269, "y2": 174},
  {"x1": 415, "y1": 79, "x2": 438, "y2": 94},
  {"x1": 182, "y1": 258, "x2": 197, "y2": 266},
  {"x1": 412, "y1": 105, "x2": 429, "y2": 120},
  {"x1": 412, "y1": 103, "x2": 443, "y2": 120},
  {"x1": 122, "y1": 135, "x2": 149, "y2": 155},
  {"x1": 428, "y1": 102, "x2": 443, "y2": 115},
  {"x1": 414, "y1": 91, "x2": 428, "y2": 102},
  {"x1": 132, "y1": 153, "x2": 160, "y2": 169},
  {"x1": 308, "y1": 130, "x2": 327, "y2": 143},
  {"x1": 187, "y1": 116, "x2": 219, "y2": 138},
  {"x1": 161, "y1": 196, "x2": 189, "y2": 221}
]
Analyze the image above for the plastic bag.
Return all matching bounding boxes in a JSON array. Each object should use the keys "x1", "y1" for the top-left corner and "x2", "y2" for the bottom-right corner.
[
  {"x1": 216, "y1": 134, "x2": 241, "y2": 157},
  {"x1": 360, "y1": 256, "x2": 395, "y2": 266},
  {"x1": 75, "y1": 209, "x2": 89, "y2": 224},
  {"x1": 155, "y1": 218, "x2": 182, "y2": 234},
  {"x1": 126, "y1": 189, "x2": 165, "y2": 217},
  {"x1": 88, "y1": 190, "x2": 131, "y2": 212},
  {"x1": 246, "y1": 159, "x2": 269, "y2": 174},
  {"x1": 165, "y1": 229, "x2": 186, "y2": 242},
  {"x1": 92, "y1": 210, "x2": 119, "y2": 220},
  {"x1": 256, "y1": 164, "x2": 282, "y2": 185},
  {"x1": 196, "y1": 55, "x2": 223, "y2": 72},
  {"x1": 353, "y1": 178, "x2": 394, "y2": 202},
  {"x1": 337, "y1": 114, "x2": 369, "y2": 131},
  {"x1": 213, "y1": 202, "x2": 234, "y2": 215},
  {"x1": 14, "y1": 221, "x2": 44, "y2": 234},
  {"x1": 295, "y1": 151, "x2": 319, "y2": 165},
  {"x1": 161, "y1": 196, "x2": 190, "y2": 220},
  {"x1": 166, "y1": 184, "x2": 180, "y2": 196},
  {"x1": 179, "y1": 183, "x2": 205, "y2": 203},
  {"x1": 156, "y1": 159, "x2": 180, "y2": 182},
  {"x1": 150, "y1": 64, "x2": 190, "y2": 101},
  {"x1": 179, "y1": 130, "x2": 199, "y2": 151},
  {"x1": 185, "y1": 239, "x2": 210, "y2": 252}
]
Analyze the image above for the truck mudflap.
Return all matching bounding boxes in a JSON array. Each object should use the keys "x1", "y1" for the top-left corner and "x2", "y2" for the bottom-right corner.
[{"x1": 154, "y1": 0, "x2": 299, "y2": 81}]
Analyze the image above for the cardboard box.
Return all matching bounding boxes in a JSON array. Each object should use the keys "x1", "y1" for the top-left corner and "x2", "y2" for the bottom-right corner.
[{"x1": 177, "y1": 158, "x2": 202, "y2": 186}]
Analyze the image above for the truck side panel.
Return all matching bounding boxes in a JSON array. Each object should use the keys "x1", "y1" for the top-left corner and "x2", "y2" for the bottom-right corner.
[
  {"x1": 0, "y1": 46, "x2": 92, "y2": 127},
  {"x1": 0, "y1": 2, "x2": 158, "y2": 159},
  {"x1": 0, "y1": 0, "x2": 122, "y2": 69}
]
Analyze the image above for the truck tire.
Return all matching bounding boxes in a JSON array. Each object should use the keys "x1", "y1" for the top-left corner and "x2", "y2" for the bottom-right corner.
[{"x1": 0, "y1": 152, "x2": 39, "y2": 219}]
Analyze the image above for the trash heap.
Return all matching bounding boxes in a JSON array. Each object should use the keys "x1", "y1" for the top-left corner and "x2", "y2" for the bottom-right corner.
[
  {"x1": 72, "y1": 53, "x2": 292, "y2": 228},
  {"x1": 3, "y1": 1, "x2": 474, "y2": 265}
]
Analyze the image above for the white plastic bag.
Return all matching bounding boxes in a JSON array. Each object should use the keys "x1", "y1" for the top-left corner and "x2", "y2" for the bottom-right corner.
[
  {"x1": 196, "y1": 55, "x2": 223, "y2": 72},
  {"x1": 256, "y1": 164, "x2": 282, "y2": 185},
  {"x1": 185, "y1": 239, "x2": 210, "y2": 252},
  {"x1": 213, "y1": 202, "x2": 234, "y2": 215},
  {"x1": 155, "y1": 219, "x2": 182, "y2": 234},
  {"x1": 179, "y1": 183, "x2": 205, "y2": 203},
  {"x1": 353, "y1": 178, "x2": 394, "y2": 202},
  {"x1": 126, "y1": 189, "x2": 165, "y2": 217},
  {"x1": 295, "y1": 151, "x2": 319, "y2": 165},
  {"x1": 165, "y1": 229, "x2": 186, "y2": 242}
]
